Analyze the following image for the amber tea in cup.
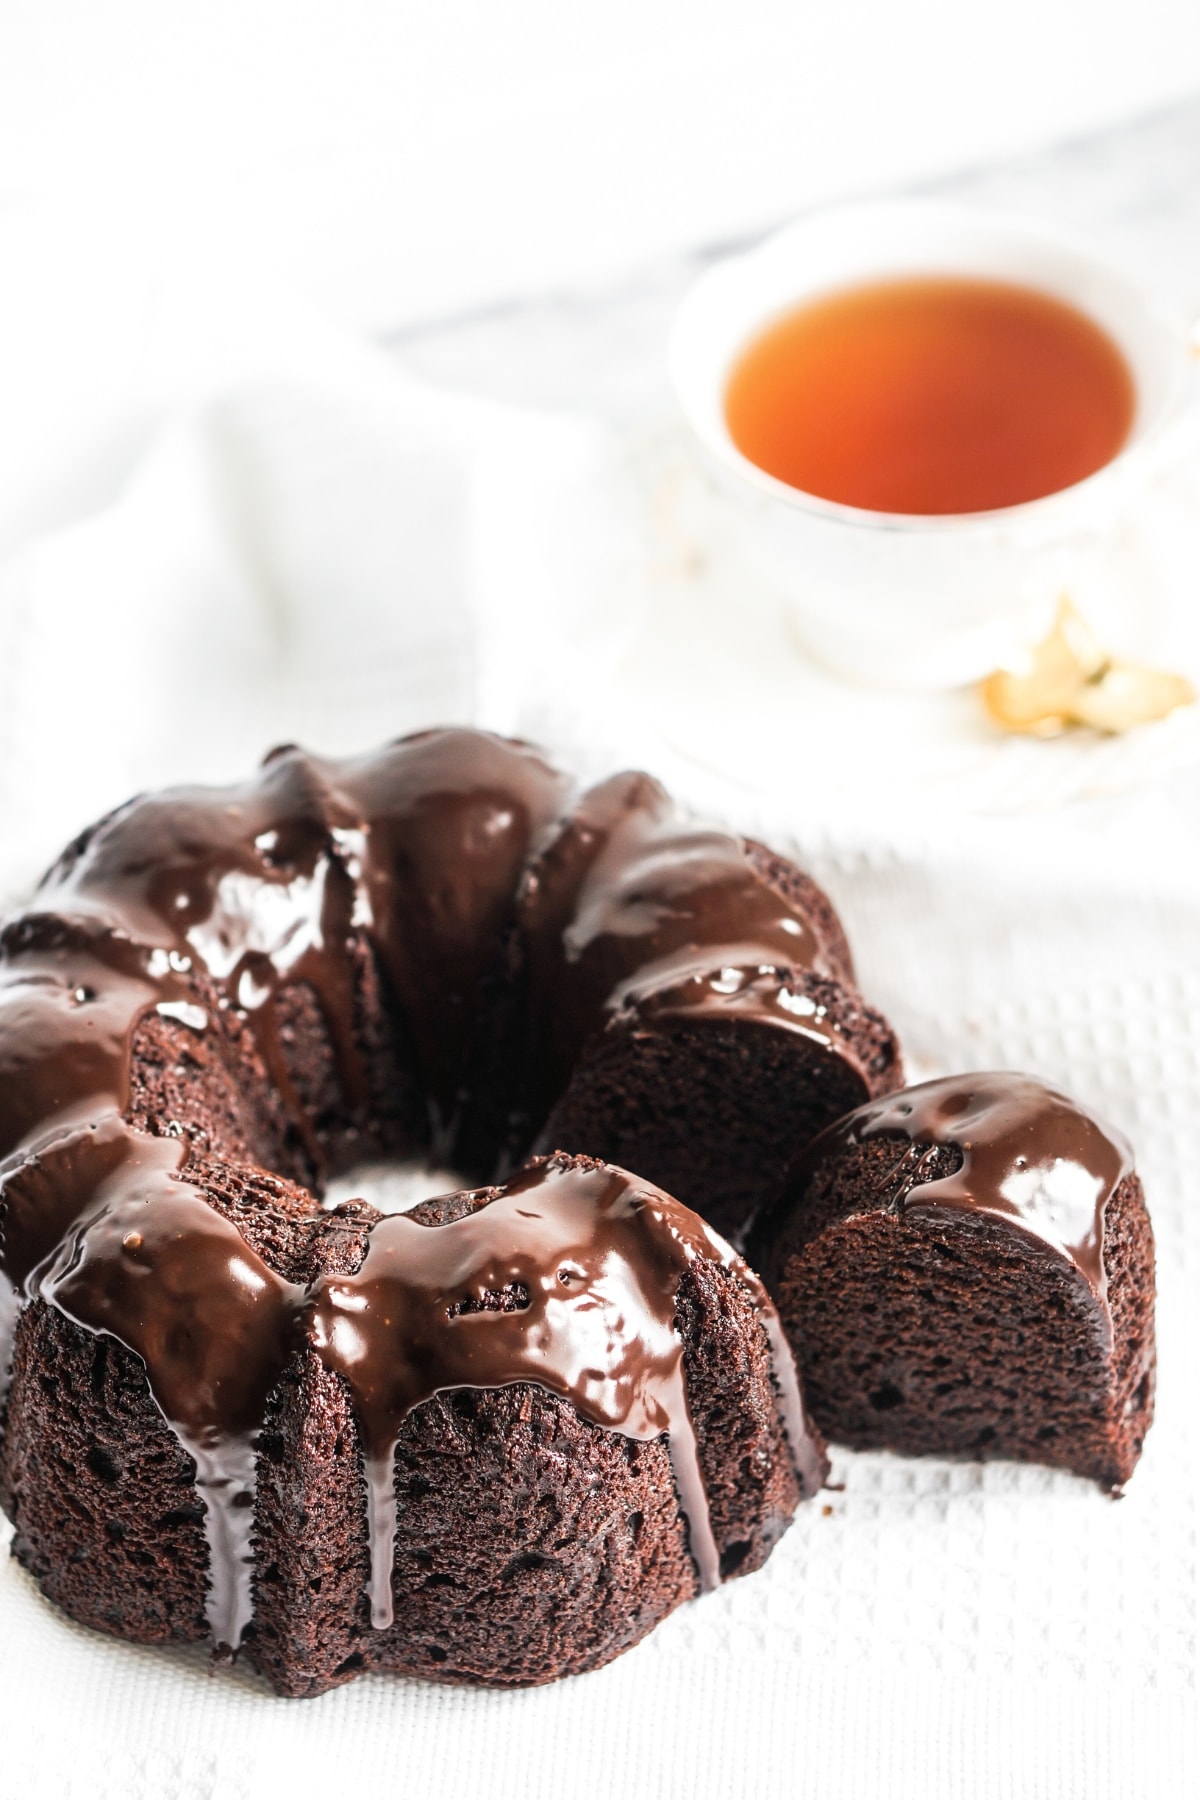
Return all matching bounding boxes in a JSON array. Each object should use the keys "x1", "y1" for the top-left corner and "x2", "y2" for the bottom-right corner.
[
  {"x1": 724, "y1": 276, "x2": 1136, "y2": 516},
  {"x1": 671, "y1": 202, "x2": 1190, "y2": 685}
]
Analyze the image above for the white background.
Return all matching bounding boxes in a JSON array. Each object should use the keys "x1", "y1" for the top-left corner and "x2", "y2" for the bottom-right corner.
[{"x1": 3, "y1": 0, "x2": 1200, "y2": 328}]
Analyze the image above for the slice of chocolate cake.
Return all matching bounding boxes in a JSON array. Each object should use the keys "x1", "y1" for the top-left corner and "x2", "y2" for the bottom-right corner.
[{"x1": 749, "y1": 1073, "x2": 1156, "y2": 1490}]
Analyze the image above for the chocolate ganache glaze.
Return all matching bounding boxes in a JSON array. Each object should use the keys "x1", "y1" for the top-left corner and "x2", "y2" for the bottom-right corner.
[
  {"x1": 0, "y1": 728, "x2": 833, "y2": 1659},
  {"x1": 795, "y1": 1073, "x2": 1133, "y2": 1336},
  {"x1": 519, "y1": 769, "x2": 849, "y2": 1124},
  {"x1": 310, "y1": 1157, "x2": 824, "y2": 1629}
]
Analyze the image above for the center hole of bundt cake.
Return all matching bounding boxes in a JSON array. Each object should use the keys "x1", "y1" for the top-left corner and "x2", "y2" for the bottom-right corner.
[
  {"x1": 323, "y1": 1159, "x2": 471, "y2": 1217},
  {"x1": 324, "y1": 1158, "x2": 534, "y2": 1315}
]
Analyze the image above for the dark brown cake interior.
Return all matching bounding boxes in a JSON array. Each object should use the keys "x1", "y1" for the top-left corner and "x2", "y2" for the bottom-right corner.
[{"x1": 540, "y1": 977, "x2": 899, "y2": 1246}]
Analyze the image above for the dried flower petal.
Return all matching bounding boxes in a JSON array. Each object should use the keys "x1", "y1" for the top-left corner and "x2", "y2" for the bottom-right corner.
[
  {"x1": 980, "y1": 600, "x2": 1096, "y2": 734},
  {"x1": 980, "y1": 598, "x2": 1195, "y2": 738},
  {"x1": 1070, "y1": 664, "x2": 1196, "y2": 733}
]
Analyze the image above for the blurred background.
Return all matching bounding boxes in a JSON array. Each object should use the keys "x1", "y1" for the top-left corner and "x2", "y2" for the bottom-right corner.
[
  {"x1": 5, "y1": 0, "x2": 1200, "y2": 327},
  {"x1": 5, "y1": 0, "x2": 1200, "y2": 863}
]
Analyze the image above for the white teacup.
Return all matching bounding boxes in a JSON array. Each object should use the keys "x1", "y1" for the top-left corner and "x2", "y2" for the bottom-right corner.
[{"x1": 669, "y1": 200, "x2": 1195, "y2": 690}]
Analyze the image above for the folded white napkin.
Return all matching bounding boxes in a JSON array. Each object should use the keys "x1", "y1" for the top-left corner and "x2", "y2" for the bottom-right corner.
[{"x1": 0, "y1": 254, "x2": 646, "y2": 903}]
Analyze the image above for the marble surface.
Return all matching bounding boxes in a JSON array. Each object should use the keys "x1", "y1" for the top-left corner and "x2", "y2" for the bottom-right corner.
[
  {"x1": 17, "y1": 0, "x2": 1200, "y2": 331},
  {"x1": 389, "y1": 99, "x2": 1200, "y2": 420}
]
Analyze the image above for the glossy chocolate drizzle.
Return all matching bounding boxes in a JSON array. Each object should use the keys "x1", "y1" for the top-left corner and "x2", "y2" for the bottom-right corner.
[
  {"x1": 310, "y1": 1156, "x2": 822, "y2": 1627},
  {"x1": 0, "y1": 729, "x2": 829, "y2": 1651},
  {"x1": 814, "y1": 1073, "x2": 1133, "y2": 1336},
  {"x1": 519, "y1": 769, "x2": 846, "y2": 1118}
]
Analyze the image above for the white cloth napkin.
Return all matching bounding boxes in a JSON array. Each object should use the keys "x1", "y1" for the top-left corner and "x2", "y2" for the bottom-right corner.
[
  {"x1": 0, "y1": 251, "x2": 1197, "y2": 1800},
  {"x1": 0, "y1": 241, "x2": 646, "y2": 903}
]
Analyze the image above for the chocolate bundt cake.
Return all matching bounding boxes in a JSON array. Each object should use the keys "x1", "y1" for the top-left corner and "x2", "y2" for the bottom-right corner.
[
  {"x1": 0, "y1": 726, "x2": 886, "y2": 1693},
  {"x1": 749, "y1": 1073, "x2": 1156, "y2": 1490}
]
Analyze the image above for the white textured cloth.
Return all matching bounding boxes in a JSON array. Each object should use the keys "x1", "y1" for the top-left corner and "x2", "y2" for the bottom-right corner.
[{"x1": 0, "y1": 266, "x2": 1197, "y2": 1800}]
